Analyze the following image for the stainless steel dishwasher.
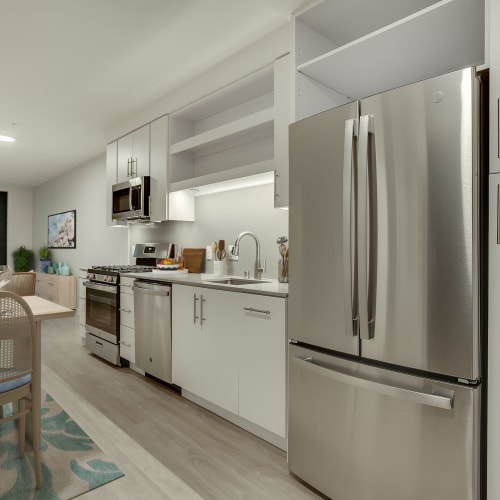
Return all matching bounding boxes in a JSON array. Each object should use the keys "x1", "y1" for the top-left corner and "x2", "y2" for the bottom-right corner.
[{"x1": 133, "y1": 280, "x2": 172, "y2": 384}]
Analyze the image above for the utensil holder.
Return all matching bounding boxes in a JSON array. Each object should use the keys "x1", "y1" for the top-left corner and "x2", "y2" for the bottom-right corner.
[
  {"x1": 213, "y1": 260, "x2": 225, "y2": 276},
  {"x1": 278, "y1": 259, "x2": 288, "y2": 283}
]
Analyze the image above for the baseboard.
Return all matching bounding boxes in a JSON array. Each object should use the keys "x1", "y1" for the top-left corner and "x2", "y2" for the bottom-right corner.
[{"x1": 181, "y1": 389, "x2": 287, "y2": 451}]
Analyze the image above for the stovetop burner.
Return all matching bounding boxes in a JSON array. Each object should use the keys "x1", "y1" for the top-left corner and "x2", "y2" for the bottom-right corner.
[
  {"x1": 91, "y1": 265, "x2": 155, "y2": 273},
  {"x1": 87, "y1": 265, "x2": 154, "y2": 285}
]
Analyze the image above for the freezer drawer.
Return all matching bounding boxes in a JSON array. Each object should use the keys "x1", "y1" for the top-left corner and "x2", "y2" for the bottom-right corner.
[{"x1": 288, "y1": 344, "x2": 480, "y2": 500}]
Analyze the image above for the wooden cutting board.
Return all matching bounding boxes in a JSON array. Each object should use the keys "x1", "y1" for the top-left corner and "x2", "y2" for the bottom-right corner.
[{"x1": 182, "y1": 248, "x2": 206, "y2": 273}]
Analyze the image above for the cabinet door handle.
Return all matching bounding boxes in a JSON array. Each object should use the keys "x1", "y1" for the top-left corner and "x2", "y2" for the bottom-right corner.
[
  {"x1": 243, "y1": 307, "x2": 270, "y2": 315},
  {"x1": 120, "y1": 308, "x2": 131, "y2": 313},
  {"x1": 127, "y1": 158, "x2": 131, "y2": 177},
  {"x1": 132, "y1": 158, "x2": 137, "y2": 177},
  {"x1": 193, "y1": 294, "x2": 199, "y2": 324},
  {"x1": 120, "y1": 341, "x2": 132, "y2": 348},
  {"x1": 200, "y1": 295, "x2": 206, "y2": 326}
]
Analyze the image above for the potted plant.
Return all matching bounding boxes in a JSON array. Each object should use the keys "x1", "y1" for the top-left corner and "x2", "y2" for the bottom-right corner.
[
  {"x1": 39, "y1": 246, "x2": 51, "y2": 273},
  {"x1": 12, "y1": 245, "x2": 33, "y2": 272}
]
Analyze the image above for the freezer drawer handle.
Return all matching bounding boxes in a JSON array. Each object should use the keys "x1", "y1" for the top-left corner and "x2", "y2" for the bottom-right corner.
[{"x1": 293, "y1": 356, "x2": 454, "y2": 410}]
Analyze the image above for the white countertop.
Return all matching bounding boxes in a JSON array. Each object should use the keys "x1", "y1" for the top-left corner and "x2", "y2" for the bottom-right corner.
[{"x1": 121, "y1": 271, "x2": 288, "y2": 298}]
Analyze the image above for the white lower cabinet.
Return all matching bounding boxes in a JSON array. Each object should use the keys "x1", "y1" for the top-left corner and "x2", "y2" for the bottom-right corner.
[
  {"x1": 234, "y1": 293, "x2": 286, "y2": 438},
  {"x1": 172, "y1": 284, "x2": 286, "y2": 443},
  {"x1": 120, "y1": 277, "x2": 135, "y2": 363},
  {"x1": 172, "y1": 285, "x2": 238, "y2": 414}
]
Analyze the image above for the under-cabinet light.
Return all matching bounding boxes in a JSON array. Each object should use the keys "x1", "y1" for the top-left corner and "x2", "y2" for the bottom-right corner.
[{"x1": 0, "y1": 135, "x2": 15, "y2": 142}]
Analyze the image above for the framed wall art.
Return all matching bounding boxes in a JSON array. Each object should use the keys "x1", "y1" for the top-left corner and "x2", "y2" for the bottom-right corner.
[{"x1": 48, "y1": 210, "x2": 76, "y2": 248}]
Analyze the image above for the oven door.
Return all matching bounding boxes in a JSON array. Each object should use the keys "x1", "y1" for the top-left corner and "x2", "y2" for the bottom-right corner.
[{"x1": 84, "y1": 281, "x2": 119, "y2": 344}]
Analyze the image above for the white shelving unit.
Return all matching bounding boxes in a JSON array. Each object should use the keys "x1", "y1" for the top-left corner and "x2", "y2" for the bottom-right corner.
[
  {"x1": 168, "y1": 55, "x2": 291, "y2": 211},
  {"x1": 170, "y1": 108, "x2": 274, "y2": 156},
  {"x1": 293, "y1": 0, "x2": 485, "y2": 120}
]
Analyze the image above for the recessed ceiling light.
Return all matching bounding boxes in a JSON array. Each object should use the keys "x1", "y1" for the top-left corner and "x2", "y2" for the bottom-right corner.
[{"x1": 0, "y1": 135, "x2": 15, "y2": 142}]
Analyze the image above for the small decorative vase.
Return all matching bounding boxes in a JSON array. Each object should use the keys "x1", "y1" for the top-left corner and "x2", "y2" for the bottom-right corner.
[
  {"x1": 40, "y1": 258, "x2": 51, "y2": 273},
  {"x1": 60, "y1": 262, "x2": 71, "y2": 276}
]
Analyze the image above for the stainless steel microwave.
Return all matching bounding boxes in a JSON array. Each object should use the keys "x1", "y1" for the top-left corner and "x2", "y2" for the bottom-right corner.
[{"x1": 112, "y1": 176, "x2": 150, "y2": 220}]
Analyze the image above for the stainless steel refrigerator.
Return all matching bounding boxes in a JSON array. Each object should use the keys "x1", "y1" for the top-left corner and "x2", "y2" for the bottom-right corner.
[{"x1": 288, "y1": 67, "x2": 487, "y2": 500}]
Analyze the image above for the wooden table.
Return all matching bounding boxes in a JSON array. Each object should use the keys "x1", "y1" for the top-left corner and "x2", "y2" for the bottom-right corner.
[
  {"x1": 17, "y1": 296, "x2": 74, "y2": 438},
  {"x1": 24, "y1": 294, "x2": 75, "y2": 323}
]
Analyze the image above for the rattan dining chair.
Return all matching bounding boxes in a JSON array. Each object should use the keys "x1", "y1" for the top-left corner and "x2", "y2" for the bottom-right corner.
[
  {"x1": 0, "y1": 290, "x2": 42, "y2": 489},
  {"x1": 3, "y1": 272, "x2": 37, "y2": 296}
]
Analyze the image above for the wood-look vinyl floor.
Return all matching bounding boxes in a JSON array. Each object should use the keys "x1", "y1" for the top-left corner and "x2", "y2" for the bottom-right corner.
[{"x1": 40, "y1": 315, "x2": 322, "y2": 499}]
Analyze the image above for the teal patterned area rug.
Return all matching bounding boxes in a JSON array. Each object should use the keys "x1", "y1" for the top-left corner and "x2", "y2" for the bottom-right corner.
[{"x1": 0, "y1": 391, "x2": 124, "y2": 499}]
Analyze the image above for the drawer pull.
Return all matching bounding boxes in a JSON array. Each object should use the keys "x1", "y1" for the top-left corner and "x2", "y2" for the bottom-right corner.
[
  {"x1": 243, "y1": 307, "x2": 270, "y2": 315},
  {"x1": 120, "y1": 308, "x2": 132, "y2": 313},
  {"x1": 120, "y1": 341, "x2": 132, "y2": 348}
]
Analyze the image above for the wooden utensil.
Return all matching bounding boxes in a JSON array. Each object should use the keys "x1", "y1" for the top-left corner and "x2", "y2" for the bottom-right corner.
[
  {"x1": 282, "y1": 248, "x2": 289, "y2": 278},
  {"x1": 217, "y1": 240, "x2": 226, "y2": 260}
]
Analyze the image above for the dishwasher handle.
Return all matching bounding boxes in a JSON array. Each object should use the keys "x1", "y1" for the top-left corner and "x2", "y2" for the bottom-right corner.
[{"x1": 132, "y1": 283, "x2": 171, "y2": 297}]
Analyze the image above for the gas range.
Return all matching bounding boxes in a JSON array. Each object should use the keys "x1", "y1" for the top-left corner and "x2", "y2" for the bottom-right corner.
[{"x1": 87, "y1": 265, "x2": 154, "y2": 285}]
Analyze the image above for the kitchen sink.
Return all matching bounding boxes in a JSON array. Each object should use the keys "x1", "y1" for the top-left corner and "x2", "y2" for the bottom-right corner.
[{"x1": 205, "y1": 278, "x2": 271, "y2": 285}]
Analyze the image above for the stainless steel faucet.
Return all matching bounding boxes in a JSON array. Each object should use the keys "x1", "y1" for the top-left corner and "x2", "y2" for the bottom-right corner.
[{"x1": 231, "y1": 231, "x2": 265, "y2": 279}]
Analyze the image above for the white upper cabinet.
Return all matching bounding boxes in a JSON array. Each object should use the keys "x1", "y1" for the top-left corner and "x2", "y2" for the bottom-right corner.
[
  {"x1": 106, "y1": 114, "x2": 193, "y2": 223},
  {"x1": 117, "y1": 123, "x2": 150, "y2": 182},
  {"x1": 293, "y1": 0, "x2": 485, "y2": 120},
  {"x1": 168, "y1": 55, "x2": 292, "y2": 211},
  {"x1": 149, "y1": 115, "x2": 169, "y2": 221},
  {"x1": 106, "y1": 141, "x2": 118, "y2": 226}
]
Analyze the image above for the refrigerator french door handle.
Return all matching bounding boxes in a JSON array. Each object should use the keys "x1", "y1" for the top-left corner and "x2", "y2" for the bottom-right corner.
[
  {"x1": 343, "y1": 118, "x2": 359, "y2": 336},
  {"x1": 293, "y1": 356, "x2": 454, "y2": 410},
  {"x1": 497, "y1": 184, "x2": 500, "y2": 245},
  {"x1": 357, "y1": 114, "x2": 373, "y2": 340}
]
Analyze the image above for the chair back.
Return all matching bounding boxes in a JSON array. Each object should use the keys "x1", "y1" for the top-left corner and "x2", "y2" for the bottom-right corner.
[
  {"x1": 0, "y1": 291, "x2": 34, "y2": 384},
  {"x1": 3, "y1": 272, "x2": 36, "y2": 296}
]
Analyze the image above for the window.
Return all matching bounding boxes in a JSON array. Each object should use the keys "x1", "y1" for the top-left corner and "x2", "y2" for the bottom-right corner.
[{"x1": 0, "y1": 192, "x2": 7, "y2": 265}]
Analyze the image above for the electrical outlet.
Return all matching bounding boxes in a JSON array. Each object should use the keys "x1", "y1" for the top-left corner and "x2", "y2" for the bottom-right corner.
[
  {"x1": 206, "y1": 245, "x2": 213, "y2": 260},
  {"x1": 228, "y1": 245, "x2": 238, "y2": 261}
]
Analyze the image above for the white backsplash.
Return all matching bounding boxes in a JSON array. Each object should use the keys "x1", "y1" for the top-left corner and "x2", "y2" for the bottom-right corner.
[{"x1": 129, "y1": 184, "x2": 288, "y2": 280}]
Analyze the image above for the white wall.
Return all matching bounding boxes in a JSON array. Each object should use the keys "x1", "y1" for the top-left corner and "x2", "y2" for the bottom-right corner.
[
  {"x1": 0, "y1": 184, "x2": 33, "y2": 269},
  {"x1": 129, "y1": 184, "x2": 288, "y2": 279},
  {"x1": 33, "y1": 155, "x2": 129, "y2": 273},
  {"x1": 106, "y1": 24, "x2": 291, "y2": 141}
]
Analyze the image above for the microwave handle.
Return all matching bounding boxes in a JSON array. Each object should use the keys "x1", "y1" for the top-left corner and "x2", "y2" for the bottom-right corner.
[{"x1": 129, "y1": 186, "x2": 133, "y2": 211}]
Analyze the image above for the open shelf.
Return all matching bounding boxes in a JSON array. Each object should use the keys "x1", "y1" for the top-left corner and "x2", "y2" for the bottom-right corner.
[
  {"x1": 169, "y1": 160, "x2": 274, "y2": 194},
  {"x1": 167, "y1": 55, "x2": 290, "y2": 214},
  {"x1": 170, "y1": 108, "x2": 274, "y2": 155},
  {"x1": 296, "y1": 0, "x2": 484, "y2": 100}
]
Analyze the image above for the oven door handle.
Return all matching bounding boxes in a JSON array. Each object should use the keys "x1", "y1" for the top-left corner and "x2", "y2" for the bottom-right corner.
[{"x1": 83, "y1": 281, "x2": 118, "y2": 294}]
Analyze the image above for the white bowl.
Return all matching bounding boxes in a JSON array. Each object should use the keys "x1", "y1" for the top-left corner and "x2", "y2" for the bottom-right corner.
[{"x1": 156, "y1": 263, "x2": 180, "y2": 270}]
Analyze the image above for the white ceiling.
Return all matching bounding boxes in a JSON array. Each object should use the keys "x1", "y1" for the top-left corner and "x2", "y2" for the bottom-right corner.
[{"x1": 0, "y1": 0, "x2": 307, "y2": 188}]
